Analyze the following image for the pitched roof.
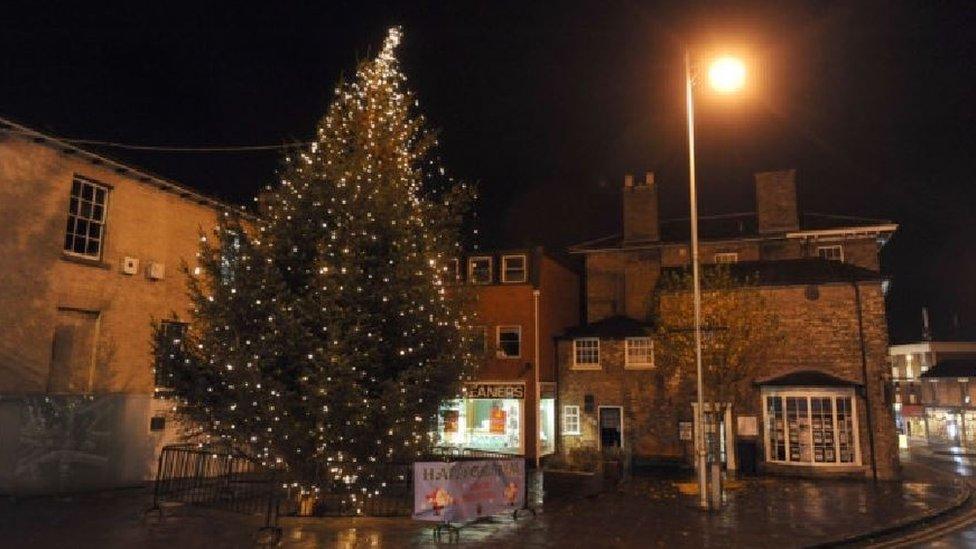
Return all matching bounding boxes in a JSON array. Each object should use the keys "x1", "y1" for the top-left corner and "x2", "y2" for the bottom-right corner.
[
  {"x1": 920, "y1": 359, "x2": 976, "y2": 379},
  {"x1": 570, "y1": 212, "x2": 895, "y2": 252},
  {"x1": 0, "y1": 115, "x2": 254, "y2": 219},
  {"x1": 558, "y1": 315, "x2": 653, "y2": 339},
  {"x1": 657, "y1": 258, "x2": 882, "y2": 288},
  {"x1": 756, "y1": 369, "x2": 862, "y2": 387}
]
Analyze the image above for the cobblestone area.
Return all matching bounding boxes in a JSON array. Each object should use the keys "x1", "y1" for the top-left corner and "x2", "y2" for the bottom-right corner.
[{"x1": 0, "y1": 462, "x2": 965, "y2": 548}]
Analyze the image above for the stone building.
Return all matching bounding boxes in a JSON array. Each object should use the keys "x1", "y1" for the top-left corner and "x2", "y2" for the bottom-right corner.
[
  {"x1": 558, "y1": 170, "x2": 901, "y2": 479},
  {"x1": 0, "y1": 118, "x2": 246, "y2": 494},
  {"x1": 433, "y1": 249, "x2": 579, "y2": 461}
]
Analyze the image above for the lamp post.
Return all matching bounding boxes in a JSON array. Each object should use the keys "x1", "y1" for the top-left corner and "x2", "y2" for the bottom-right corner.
[{"x1": 684, "y1": 50, "x2": 745, "y2": 510}]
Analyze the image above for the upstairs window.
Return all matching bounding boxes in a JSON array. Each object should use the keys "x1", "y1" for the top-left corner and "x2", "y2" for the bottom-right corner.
[
  {"x1": 714, "y1": 252, "x2": 739, "y2": 264},
  {"x1": 573, "y1": 338, "x2": 600, "y2": 369},
  {"x1": 502, "y1": 255, "x2": 527, "y2": 283},
  {"x1": 447, "y1": 258, "x2": 461, "y2": 282},
  {"x1": 817, "y1": 245, "x2": 844, "y2": 262},
  {"x1": 468, "y1": 256, "x2": 492, "y2": 284},
  {"x1": 154, "y1": 320, "x2": 188, "y2": 394},
  {"x1": 625, "y1": 337, "x2": 654, "y2": 369},
  {"x1": 465, "y1": 325, "x2": 487, "y2": 356},
  {"x1": 64, "y1": 176, "x2": 108, "y2": 259},
  {"x1": 497, "y1": 326, "x2": 521, "y2": 358}
]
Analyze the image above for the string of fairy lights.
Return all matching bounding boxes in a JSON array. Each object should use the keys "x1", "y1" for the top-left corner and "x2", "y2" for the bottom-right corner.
[{"x1": 165, "y1": 27, "x2": 478, "y2": 512}]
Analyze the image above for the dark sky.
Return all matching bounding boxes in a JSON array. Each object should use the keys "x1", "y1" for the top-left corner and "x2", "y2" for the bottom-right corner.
[{"x1": 2, "y1": 1, "x2": 974, "y2": 343}]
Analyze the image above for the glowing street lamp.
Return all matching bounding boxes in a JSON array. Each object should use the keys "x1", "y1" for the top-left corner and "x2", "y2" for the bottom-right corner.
[
  {"x1": 708, "y1": 56, "x2": 747, "y2": 93},
  {"x1": 684, "y1": 51, "x2": 746, "y2": 510}
]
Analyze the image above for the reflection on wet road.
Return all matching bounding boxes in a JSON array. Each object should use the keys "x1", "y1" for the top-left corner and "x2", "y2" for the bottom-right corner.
[{"x1": 906, "y1": 447, "x2": 976, "y2": 548}]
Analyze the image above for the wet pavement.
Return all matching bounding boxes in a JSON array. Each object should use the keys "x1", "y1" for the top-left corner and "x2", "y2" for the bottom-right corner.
[
  {"x1": 0, "y1": 463, "x2": 964, "y2": 548},
  {"x1": 903, "y1": 446, "x2": 976, "y2": 548}
]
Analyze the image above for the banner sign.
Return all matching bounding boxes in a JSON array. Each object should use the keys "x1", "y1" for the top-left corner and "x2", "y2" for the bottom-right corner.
[
  {"x1": 413, "y1": 458, "x2": 525, "y2": 522},
  {"x1": 465, "y1": 383, "x2": 525, "y2": 399}
]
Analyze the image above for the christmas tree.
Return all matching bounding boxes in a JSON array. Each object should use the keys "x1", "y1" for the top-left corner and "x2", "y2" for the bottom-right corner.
[{"x1": 157, "y1": 27, "x2": 476, "y2": 510}]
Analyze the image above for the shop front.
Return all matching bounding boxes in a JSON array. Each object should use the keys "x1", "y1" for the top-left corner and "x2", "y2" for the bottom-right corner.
[{"x1": 435, "y1": 381, "x2": 556, "y2": 457}]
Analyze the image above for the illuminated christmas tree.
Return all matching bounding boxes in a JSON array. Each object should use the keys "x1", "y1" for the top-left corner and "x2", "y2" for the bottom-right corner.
[{"x1": 159, "y1": 27, "x2": 475, "y2": 509}]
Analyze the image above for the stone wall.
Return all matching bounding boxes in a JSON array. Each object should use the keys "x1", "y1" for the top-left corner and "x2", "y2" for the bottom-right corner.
[{"x1": 558, "y1": 280, "x2": 900, "y2": 480}]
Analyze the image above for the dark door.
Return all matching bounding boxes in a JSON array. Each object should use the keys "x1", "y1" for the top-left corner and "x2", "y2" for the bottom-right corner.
[{"x1": 599, "y1": 407, "x2": 622, "y2": 449}]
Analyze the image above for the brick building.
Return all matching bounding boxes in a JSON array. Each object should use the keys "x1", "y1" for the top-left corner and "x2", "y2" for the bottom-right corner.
[
  {"x1": 558, "y1": 170, "x2": 901, "y2": 479},
  {"x1": 0, "y1": 118, "x2": 245, "y2": 494},
  {"x1": 433, "y1": 249, "x2": 579, "y2": 461},
  {"x1": 890, "y1": 341, "x2": 976, "y2": 447}
]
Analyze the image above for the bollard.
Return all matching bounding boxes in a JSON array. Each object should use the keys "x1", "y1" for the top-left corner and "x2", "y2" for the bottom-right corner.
[{"x1": 709, "y1": 461, "x2": 722, "y2": 510}]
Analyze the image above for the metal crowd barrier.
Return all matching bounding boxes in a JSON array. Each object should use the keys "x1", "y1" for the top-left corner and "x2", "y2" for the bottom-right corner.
[{"x1": 145, "y1": 444, "x2": 282, "y2": 544}]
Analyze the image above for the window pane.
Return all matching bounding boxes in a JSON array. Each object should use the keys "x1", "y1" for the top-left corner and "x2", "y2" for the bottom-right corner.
[
  {"x1": 64, "y1": 233, "x2": 73, "y2": 251},
  {"x1": 499, "y1": 328, "x2": 520, "y2": 357},
  {"x1": 72, "y1": 179, "x2": 81, "y2": 195},
  {"x1": 836, "y1": 397, "x2": 856, "y2": 463},
  {"x1": 81, "y1": 183, "x2": 94, "y2": 200},
  {"x1": 93, "y1": 204, "x2": 104, "y2": 221},
  {"x1": 80, "y1": 201, "x2": 92, "y2": 218},
  {"x1": 88, "y1": 222, "x2": 101, "y2": 238},
  {"x1": 575, "y1": 339, "x2": 599, "y2": 365},
  {"x1": 73, "y1": 237, "x2": 87, "y2": 254},
  {"x1": 811, "y1": 397, "x2": 836, "y2": 463},
  {"x1": 86, "y1": 239, "x2": 100, "y2": 255},
  {"x1": 503, "y1": 256, "x2": 526, "y2": 282},
  {"x1": 70, "y1": 197, "x2": 79, "y2": 214},
  {"x1": 767, "y1": 396, "x2": 786, "y2": 461},
  {"x1": 786, "y1": 397, "x2": 811, "y2": 463},
  {"x1": 95, "y1": 187, "x2": 106, "y2": 204}
]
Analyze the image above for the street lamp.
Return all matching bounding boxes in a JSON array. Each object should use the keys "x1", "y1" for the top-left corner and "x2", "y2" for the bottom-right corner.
[{"x1": 685, "y1": 51, "x2": 746, "y2": 510}]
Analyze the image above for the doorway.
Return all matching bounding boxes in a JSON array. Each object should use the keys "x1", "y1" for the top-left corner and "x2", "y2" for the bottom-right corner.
[{"x1": 599, "y1": 406, "x2": 623, "y2": 449}]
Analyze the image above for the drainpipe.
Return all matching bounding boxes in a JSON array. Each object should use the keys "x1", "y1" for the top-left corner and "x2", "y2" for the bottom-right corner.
[
  {"x1": 853, "y1": 275, "x2": 878, "y2": 481},
  {"x1": 533, "y1": 289, "x2": 541, "y2": 469}
]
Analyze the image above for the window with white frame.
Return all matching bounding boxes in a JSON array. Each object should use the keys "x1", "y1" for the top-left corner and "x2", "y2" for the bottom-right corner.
[
  {"x1": 64, "y1": 176, "x2": 109, "y2": 259},
  {"x1": 817, "y1": 245, "x2": 844, "y2": 262},
  {"x1": 468, "y1": 256, "x2": 492, "y2": 284},
  {"x1": 502, "y1": 254, "x2": 527, "y2": 283},
  {"x1": 625, "y1": 337, "x2": 654, "y2": 369},
  {"x1": 563, "y1": 405, "x2": 581, "y2": 435},
  {"x1": 764, "y1": 388, "x2": 859, "y2": 466},
  {"x1": 573, "y1": 338, "x2": 600, "y2": 368},
  {"x1": 714, "y1": 252, "x2": 739, "y2": 264},
  {"x1": 497, "y1": 326, "x2": 521, "y2": 358}
]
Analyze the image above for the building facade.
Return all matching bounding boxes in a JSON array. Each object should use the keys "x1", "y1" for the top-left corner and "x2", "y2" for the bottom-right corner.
[
  {"x1": 890, "y1": 342, "x2": 976, "y2": 447},
  {"x1": 433, "y1": 249, "x2": 579, "y2": 460},
  {"x1": 0, "y1": 119, "x2": 244, "y2": 494},
  {"x1": 558, "y1": 169, "x2": 901, "y2": 479}
]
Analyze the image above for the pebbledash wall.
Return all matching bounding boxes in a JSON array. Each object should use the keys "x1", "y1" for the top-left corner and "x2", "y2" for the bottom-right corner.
[
  {"x1": 558, "y1": 169, "x2": 900, "y2": 480},
  {"x1": 0, "y1": 121, "x2": 240, "y2": 494}
]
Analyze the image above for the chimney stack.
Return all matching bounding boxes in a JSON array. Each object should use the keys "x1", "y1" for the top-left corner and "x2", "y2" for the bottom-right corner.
[
  {"x1": 755, "y1": 169, "x2": 799, "y2": 234},
  {"x1": 622, "y1": 172, "x2": 659, "y2": 243}
]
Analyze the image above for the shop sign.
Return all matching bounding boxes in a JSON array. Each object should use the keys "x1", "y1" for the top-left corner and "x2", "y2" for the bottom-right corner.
[
  {"x1": 413, "y1": 459, "x2": 525, "y2": 522},
  {"x1": 466, "y1": 383, "x2": 524, "y2": 399}
]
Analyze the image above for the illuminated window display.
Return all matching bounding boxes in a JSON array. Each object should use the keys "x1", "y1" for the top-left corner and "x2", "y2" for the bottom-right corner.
[
  {"x1": 539, "y1": 398, "x2": 555, "y2": 455},
  {"x1": 436, "y1": 383, "x2": 524, "y2": 454}
]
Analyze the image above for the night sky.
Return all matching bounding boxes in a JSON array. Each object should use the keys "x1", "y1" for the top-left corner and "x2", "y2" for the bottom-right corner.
[{"x1": 2, "y1": 2, "x2": 974, "y2": 343}]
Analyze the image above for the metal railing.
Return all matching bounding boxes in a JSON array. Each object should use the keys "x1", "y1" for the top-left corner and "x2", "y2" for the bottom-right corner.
[{"x1": 146, "y1": 444, "x2": 282, "y2": 544}]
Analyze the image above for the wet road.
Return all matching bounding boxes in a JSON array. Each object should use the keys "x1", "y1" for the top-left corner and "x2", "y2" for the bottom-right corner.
[{"x1": 896, "y1": 447, "x2": 976, "y2": 548}]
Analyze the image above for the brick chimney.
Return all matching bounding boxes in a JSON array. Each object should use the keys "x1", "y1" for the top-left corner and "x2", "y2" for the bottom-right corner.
[
  {"x1": 755, "y1": 169, "x2": 799, "y2": 234},
  {"x1": 622, "y1": 172, "x2": 659, "y2": 243}
]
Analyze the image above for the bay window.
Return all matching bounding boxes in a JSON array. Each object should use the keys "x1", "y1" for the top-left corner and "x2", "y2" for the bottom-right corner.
[{"x1": 763, "y1": 388, "x2": 859, "y2": 466}]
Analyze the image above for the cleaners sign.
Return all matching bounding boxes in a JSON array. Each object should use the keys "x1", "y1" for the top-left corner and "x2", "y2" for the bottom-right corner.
[{"x1": 413, "y1": 459, "x2": 525, "y2": 522}]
